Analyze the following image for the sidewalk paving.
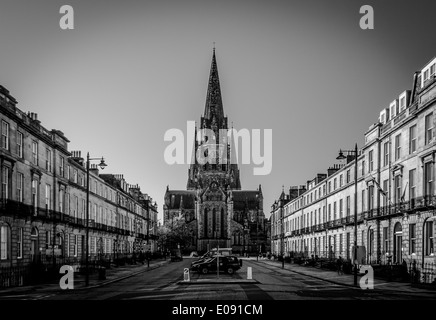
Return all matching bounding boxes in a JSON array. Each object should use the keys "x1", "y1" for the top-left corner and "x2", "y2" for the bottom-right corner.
[
  {"x1": 0, "y1": 258, "x2": 170, "y2": 295},
  {"x1": 247, "y1": 257, "x2": 436, "y2": 294}
]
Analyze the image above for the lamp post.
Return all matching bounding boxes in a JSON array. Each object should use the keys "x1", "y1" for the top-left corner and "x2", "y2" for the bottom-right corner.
[
  {"x1": 145, "y1": 194, "x2": 150, "y2": 268},
  {"x1": 85, "y1": 152, "x2": 107, "y2": 287},
  {"x1": 336, "y1": 144, "x2": 358, "y2": 287}
]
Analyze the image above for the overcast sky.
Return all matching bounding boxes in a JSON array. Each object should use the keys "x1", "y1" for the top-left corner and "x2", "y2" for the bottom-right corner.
[{"x1": 1, "y1": 0, "x2": 436, "y2": 222}]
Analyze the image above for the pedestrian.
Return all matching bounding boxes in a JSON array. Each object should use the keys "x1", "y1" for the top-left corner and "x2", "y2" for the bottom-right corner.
[{"x1": 336, "y1": 256, "x2": 344, "y2": 275}]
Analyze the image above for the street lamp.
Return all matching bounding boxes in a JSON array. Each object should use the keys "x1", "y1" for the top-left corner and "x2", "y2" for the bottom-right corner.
[
  {"x1": 145, "y1": 194, "x2": 150, "y2": 268},
  {"x1": 281, "y1": 203, "x2": 284, "y2": 269},
  {"x1": 85, "y1": 152, "x2": 107, "y2": 287},
  {"x1": 336, "y1": 144, "x2": 358, "y2": 287}
]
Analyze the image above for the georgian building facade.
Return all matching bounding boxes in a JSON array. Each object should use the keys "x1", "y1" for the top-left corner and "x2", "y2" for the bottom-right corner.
[
  {"x1": 0, "y1": 84, "x2": 158, "y2": 280},
  {"x1": 271, "y1": 55, "x2": 436, "y2": 272}
]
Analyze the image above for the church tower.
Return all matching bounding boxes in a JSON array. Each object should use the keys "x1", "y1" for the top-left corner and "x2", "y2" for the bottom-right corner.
[
  {"x1": 187, "y1": 48, "x2": 241, "y2": 191},
  {"x1": 164, "y1": 49, "x2": 265, "y2": 254}
]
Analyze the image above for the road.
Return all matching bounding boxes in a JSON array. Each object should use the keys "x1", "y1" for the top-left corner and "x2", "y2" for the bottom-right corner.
[{"x1": 0, "y1": 258, "x2": 434, "y2": 300}]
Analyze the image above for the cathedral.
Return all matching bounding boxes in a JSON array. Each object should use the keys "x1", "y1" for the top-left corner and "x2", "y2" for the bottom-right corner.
[{"x1": 163, "y1": 49, "x2": 268, "y2": 254}]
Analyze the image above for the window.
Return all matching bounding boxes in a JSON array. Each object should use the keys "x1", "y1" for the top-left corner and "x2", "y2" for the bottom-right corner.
[
  {"x1": 369, "y1": 150, "x2": 374, "y2": 172},
  {"x1": 362, "y1": 160, "x2": 365, "y2": 176},
  {"x1": 334, "y1": 178, "x2": 337, "y2": 190},
  {"x1": 2, "y1": 167, "x2": 9, "y2": 200},
  {"x1": 383, "y1": 142, "x2": 389, "y2": 167},
  {"x1": 368, "y1": 185, "x2": 374, "y2": 211},
  {"x1": 431, "y1": 64, "x2": 436, "y2": 76},
  {"x1": 333, "y1": 202, "x2": 337, "y2": 220},
  {"x1": 16, "y1": 132, "x2": 23, "y2": 158},
  {"x1": 45, "y1": 184, "x2": 51, "y2": 210},
  {"x1": 361, "y1": 230, "x2": 365, "y2": 246},
  {"x1": 99, "y1": 207, "x2": 103, "y2": 223},
  {"x1": 75, "y1": 196, "x2": 79, "y2": 219},
  {"x1": 383, "y1": 227, "x2": 388, "y2": 254},
  {"x1": 339, "y1": 199, "x2": 343, "y2": 219},
  {"x1": 323, "y1": 206, "x2": 326, "y2": 223},
  {"x1": 382, "y1": 179, "x2": 389, "y2": 207},
  {"x1": 346, "y1": 170, "x2": 350, "y2": 184},
  {"x1": 339, "y1": 175, "x2": 343, "y2": 187},
  {"x1": 17, "y1": 227, "x2": 23, "y2": 259},
  {"x1": 1, "y1": 121, "x2": 9, "y2": 150},
  {"x1": 346, "y1": 196, "x2": 350, "y2": 216},
  {"x1": 65, "y1": 193, "x2": 70, "y2": 215},
  {"x1": 32, "y1": 141, "x2": 38, "y2": 165},
  {"x1": 361, "y1": 189, "x2": 365, "y2": 212},
  {"x1": 424, "y1": 161, "x2": 434, "y2": 197},
  {"x1": 394, "y1": 175, "x2": 402, "y2": 203},
  {"x1": 73, "y1": 169, "x2": 78, "y2": 184},
  {"x1": 93, "y1": 204, "x2": 97, "y2": 221},
  {"x1": 409, "y1": 169, "x2": 416, "y2": 204},
  {"x1": 409, "y1": 224, "x2": 416, "y2": 255},
  {"x1": 0, "y1": 225, "x2": 9, "y2": 260},
  {"x1": 409, "y1": 125, "x2": 417, "y2": 154},
  {"x1": 425, "y1": 113, "x2": 434, "y2": 145},
  {"x1": 59, "y1": 157, "x2": 65, "y2": 177},
  {"x1": 425, "y1": 221, "x2": 434, "y2": 256},
  {"x1": 59, "y1": 189, "x2": 64, "y2": 213},
  {"x1": 328, "y1": 182, "x2": 331, "y2": 193},
  {"x1": 31, "y1": 179, "x2": 38, "y2": 209},
  {"x1": 16, "y1": 172, "x2": 23, "y2": 202},
  {"x1": 424, "y1": 69, "x2": 429, "y2": 81},
  {"x1": 400, "y1": 97, "x2": 406, "y2": 109},
  {"x1": 46, "y1": 149, "x2": 52, "y2": 172},
  {"x1": 395, "y1": 134, "x2": 401, "y2": 160},
  {"x1": 328, "y1": 204, "x2": 331, "y2": 221},
  {"x1": 67, "y1": 165, "x2": 70, "y2": 180}
]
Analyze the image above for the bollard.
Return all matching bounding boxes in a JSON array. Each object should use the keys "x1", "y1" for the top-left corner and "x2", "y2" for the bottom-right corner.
[
  {"x1": 183, "y1": 268, "x2": 190, "y2": 282},
  {"x1": 247, "y1": 267, "x2": 252, "y2": 280}
]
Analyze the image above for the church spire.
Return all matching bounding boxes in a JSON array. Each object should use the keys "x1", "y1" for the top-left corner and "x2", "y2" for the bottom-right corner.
[{"x1": 204, "y1": 47, "x2": 224, "y2": 122}]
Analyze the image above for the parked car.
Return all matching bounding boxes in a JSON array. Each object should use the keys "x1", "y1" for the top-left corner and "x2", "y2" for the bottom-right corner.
[
  {"x1": 190, "y1": 248, "x2": 233, "y2": 267},
  {"x1": 190, "y1": 255, "x2": 242, "y2": 275}
]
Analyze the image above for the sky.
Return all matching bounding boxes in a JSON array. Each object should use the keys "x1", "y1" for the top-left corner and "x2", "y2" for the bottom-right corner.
[{"x1": 1, "y1": 0, "x2": 436, "y2": 223}]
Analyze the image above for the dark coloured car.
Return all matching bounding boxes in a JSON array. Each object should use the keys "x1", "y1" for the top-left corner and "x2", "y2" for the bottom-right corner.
[{"x1": 190, "y1": 255, "x2": 242, "y2": 275}]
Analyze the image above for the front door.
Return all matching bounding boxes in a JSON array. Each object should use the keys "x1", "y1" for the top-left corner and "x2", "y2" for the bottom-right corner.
[
  {"x1": 393, "y1": 222, "x2": 403, "y2": 264},
  {"x1": 30, "y1": 227, "x2": 39, "y2": 263}
]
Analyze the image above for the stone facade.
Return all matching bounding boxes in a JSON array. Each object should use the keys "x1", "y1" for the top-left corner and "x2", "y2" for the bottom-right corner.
[
  {"x1": 271, "y1": 55, "x2": 436, "y2": 275},
  {"x1": 0, "y1": 85, "x2": 158, "y2": 278}
]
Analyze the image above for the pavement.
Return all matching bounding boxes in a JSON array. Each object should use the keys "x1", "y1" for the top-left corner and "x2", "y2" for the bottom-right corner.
[
  {"x1": 0, "y1": 258, "x2": 170, "y2": 295},
  {"x1": 246, "y1": 257, "x2": 436, "y2": 294}
]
